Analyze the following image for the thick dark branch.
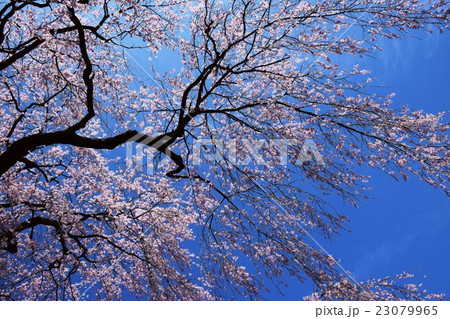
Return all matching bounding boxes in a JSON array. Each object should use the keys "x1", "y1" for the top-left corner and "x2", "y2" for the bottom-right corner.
[
  {"x1": 66, "y1": 7, "x2": 95, "y2": 132},
  {"x1": 0, "y1": 37, "x2": 44, "y2": 71},
  {"x1": 0, "y1": 216, "x2": 61, "y2": 254},
  {"x1": 0, "y1": 130, "x2": 185, "y2": 177}
]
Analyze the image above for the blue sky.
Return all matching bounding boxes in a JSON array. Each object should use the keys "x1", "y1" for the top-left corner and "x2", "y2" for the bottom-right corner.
[
  {"x1": 332, "y1": 29, "x2": 450, "y2": 296},
  {"x1": 119, "y1": 26, "x2": 450, "y2": 300},
  {"x1": 267, "y1": 29, "x2": 450, "y2": 300}
]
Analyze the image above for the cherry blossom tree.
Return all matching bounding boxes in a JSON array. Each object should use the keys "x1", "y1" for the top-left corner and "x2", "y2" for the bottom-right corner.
[{"x1": 0, "y1": 0, "x2": 449, "y2": 300}]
